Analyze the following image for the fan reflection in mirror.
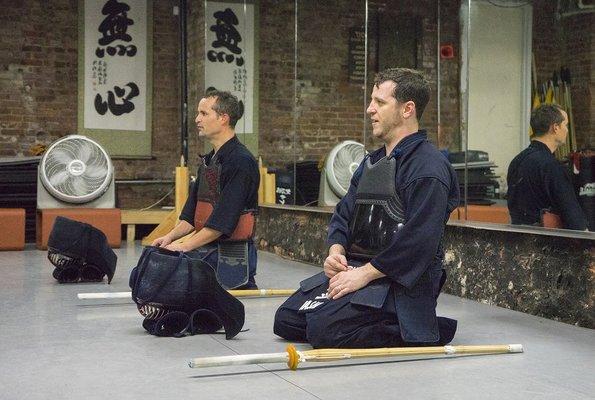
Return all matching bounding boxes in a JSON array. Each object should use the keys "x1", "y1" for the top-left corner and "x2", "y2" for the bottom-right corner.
[{"x1": 318, "y1": 140, "x2": 366, "y2": 207}]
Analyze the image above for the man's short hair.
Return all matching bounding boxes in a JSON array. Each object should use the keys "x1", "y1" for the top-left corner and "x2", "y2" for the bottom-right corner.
[
  {"x1": 374, "y1": 68, "x2": 430, "y2": 120},
  {"x1": 204, "y1": 89, "x2": 244, "y2": 128},
  {"x1": 530, "y1": 104, "x2": 564, "y2": 136}
]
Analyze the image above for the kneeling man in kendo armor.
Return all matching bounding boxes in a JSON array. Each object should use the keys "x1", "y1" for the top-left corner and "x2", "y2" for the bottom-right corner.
[
  {"x1": 130, "y1": 90, "x2": 259, "y2": 338},
  {"x1": 153, "y1": 89, "x2": 259, "y2": 291}
]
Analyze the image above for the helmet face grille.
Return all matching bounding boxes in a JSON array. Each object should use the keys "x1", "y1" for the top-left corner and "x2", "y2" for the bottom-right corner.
[{"x1": 41, "y1": 135, "x2": 113, "y2": 203}]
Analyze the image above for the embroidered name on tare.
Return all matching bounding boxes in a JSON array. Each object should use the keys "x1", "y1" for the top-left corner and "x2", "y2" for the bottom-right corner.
[{"x1": 299, "y1": 300, "x2": 324, "y2": 311}]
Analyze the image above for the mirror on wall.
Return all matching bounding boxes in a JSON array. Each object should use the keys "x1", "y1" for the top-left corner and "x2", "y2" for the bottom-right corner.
[
  {"x1": 198, "y1": 0, "x2": 593, "y2": 233},
  {"x1": 291, "y1": 0, "x2": 369, "y2": 207},
  {"x1": 458, "y1": 0, "x2": 532, "y2": 226},
  {"x1": 460, "y1": 0, "x2": 593, "y2": 232}
]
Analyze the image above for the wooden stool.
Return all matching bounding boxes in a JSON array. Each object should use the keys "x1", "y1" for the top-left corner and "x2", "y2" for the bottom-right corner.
[
  {"x1": 121, "y1": 209, "x2": 171, "y2": 243},
  {"x1": 36, "y1": 208, "x2": 121, "y2": 250},
  {"x1": 0, "y1": 208, "x2": 25, "y2": 250}
]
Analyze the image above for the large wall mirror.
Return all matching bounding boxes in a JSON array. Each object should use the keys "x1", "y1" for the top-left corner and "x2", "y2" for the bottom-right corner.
[
  {"x1": 460, "y1": 0, "x2": 593, "y2": 233},
  {"x1": 199, "y1": 0, "x2": 593, "y2": 234}
]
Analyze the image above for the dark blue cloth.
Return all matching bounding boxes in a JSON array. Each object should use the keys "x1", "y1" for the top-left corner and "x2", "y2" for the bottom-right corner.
[
  {"x1": 507, "y1": 140, "x2": 586, "y2": 230},
  {"x1": 179, "y1": 136, "x2": 259, "y2": 237},
  {"x1": 273, "y1": 270, "x2": 457, "y2": 348},
  {"x1": 186, "y1": 243, "x2": 258, "y2": 289},
  {"x1": 327, "y1": 131, "x2": 459, "y2": 290}
]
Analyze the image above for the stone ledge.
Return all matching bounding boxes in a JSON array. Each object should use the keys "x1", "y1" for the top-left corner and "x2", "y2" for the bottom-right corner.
[{"x1": 255, "y1": 205, "x2": 595, "y2": 328}]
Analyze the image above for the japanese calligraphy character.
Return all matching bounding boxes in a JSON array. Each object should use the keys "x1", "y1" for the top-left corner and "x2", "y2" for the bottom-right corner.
[
  {"x1": 207, "y1": 50, "x2": 244, "y2": 66},
  {"x1": 95, "y1": 0, "x2": 137, "y2": 58},
  {"x1": 210, "y1": 8, "x2": 242, "y2": 55},
  {"x1": 94, "y1": 82, "x2": 140, "y2": 116},
  {"x1": 98, "y1": 0, "x2": 134, "y2": 45}
]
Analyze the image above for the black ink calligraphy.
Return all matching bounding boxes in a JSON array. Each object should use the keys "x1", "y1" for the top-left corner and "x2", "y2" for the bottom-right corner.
[
  {"x1": 208, "y1": 8, "x2": 244, "y2": 66},
  {"x1": 96, "y1": 0, "x2": 137, "y2": 58},
  {"x1": 94, "y1": 82, "x2": 140, "y2": 116}
]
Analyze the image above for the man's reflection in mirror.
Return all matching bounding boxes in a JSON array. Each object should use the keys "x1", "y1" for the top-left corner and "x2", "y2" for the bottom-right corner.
[{"x1": 507, "y1": 104, "x2": 587, "y2": 231}]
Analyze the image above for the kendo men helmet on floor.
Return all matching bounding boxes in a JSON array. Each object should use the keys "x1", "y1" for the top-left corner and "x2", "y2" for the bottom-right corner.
[
  {"x1": 129, "y1": 246, "x2": 245, "y2": 339},
  {"x1": 47, "y1": 216, "x2": 117, "y2": 283}
]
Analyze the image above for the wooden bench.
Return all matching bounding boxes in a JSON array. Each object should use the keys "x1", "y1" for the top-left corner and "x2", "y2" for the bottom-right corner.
[
  {"x1": 121, "y1": 209, "x2": 172, "y2": 243},
  {"x1": 452, "y1": 205, "x2": 510, "y2": 224}
]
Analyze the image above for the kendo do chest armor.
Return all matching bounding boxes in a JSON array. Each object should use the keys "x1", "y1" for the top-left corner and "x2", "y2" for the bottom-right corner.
[
  {"x1": 347, "y1": 155, "x2": 405, "y2": 260},
  {"x1": 194, "y1": 155, "x2": 255, "y2": 241},
  {"x1": 297, "y1": 154, "x2": 406, "y2": 311}
]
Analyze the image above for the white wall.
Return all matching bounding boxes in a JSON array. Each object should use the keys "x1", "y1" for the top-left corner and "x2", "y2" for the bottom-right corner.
[{"x1": 462, "y1": 1, "x2": 532, "y2": 193}]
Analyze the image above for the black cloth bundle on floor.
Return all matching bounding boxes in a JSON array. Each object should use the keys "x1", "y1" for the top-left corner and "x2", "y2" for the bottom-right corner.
[
  {"x1": 47, "y1": 216, "x2": 117, "y2": 283},
  {"x1": 129, "y1": 246, "x2": 245, "y2": 339}
]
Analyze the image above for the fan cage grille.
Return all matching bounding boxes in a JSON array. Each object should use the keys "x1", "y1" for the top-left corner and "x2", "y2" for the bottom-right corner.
[
  {"x1": 40, "y1": 135, "x2": 113, "y2": 204},
  {"x1": 327, "y1": 141, "x2": 366, "y2": 197}
]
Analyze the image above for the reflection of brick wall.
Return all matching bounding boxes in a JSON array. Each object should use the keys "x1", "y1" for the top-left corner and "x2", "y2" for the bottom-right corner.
[
  {"x1": 436, "y1": 0, "x2": 461, "y2": 151},
  {"x1": 532, "y1": 0, "x2": 593, "y2": 150},
  {"x1": 562, "y1": 13, "x2": 594, "y2": 150},
  {"x1": 258, "y1": 0, "x2": 462, "y2": 168},
  {"x1": 257, "y1": 0, "x2": 296, "y2": 168}
]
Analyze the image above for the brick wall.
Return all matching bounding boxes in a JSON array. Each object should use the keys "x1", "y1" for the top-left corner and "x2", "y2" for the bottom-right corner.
[
  {"x1": 532, "y1": 0, "x2": 593, "y2": 150},
  {"x1": 1, "y1": 1, "x2": 592, "y2": 209},
  {"x1": 258, "y1": 0, "x2": 461, "y2": 168},
  {"x1": 0, "y1": 0, "x2": 78, "y2": 157},
  {"x1": 0, "y1": 0, "x2": 181, "y2": 209},
  {"x1": 186, "y1": 0, "x2": 206, "y2": 167}
]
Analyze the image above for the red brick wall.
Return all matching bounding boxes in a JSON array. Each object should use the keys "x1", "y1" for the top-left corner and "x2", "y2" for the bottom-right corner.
[
  {"x1": 0, "y1": 0, "x2": 181, "y2": 209},
  {"x1": 0, "y1": 0, "x2": 78, "y2": 156},
  {"x1": 532, "y1": 0, "x2": 593, "y2": 150},
  {"x1": 1, "y1": 1, "x2": 592, "y2": 209},
  {"x1": 186, "y1": 0, "x2": 206, "y2": 167}
]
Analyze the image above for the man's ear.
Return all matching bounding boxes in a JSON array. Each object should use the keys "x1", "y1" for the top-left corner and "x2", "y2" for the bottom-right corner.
[
  {"x1": 550, "y1": 122, "x2": 559, "y2": 134},
  {"x1": 219, "y1": 113, "x2": 230, "y2": 126},
  {"x1": 403, "y1": 101, "x2": 416, "y2": 119}
]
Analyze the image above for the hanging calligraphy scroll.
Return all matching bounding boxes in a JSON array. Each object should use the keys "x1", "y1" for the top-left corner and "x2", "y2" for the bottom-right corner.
[
  {"x1": 78, "y1": 0, "x2": 152, "y2": 157},
  {"x1": 205, "y1": 1, "x2": 255, "y2": 138}
]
